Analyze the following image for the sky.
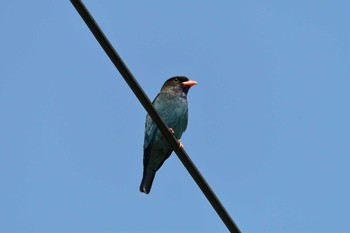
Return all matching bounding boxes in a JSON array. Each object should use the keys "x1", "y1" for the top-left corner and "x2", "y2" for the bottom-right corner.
[{"x1": 0, "y1": 1, "x2": 349, "y2": 232}]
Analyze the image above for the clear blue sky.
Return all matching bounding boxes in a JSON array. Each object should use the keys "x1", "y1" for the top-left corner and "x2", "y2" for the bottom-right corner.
[{"x1": 0, "y1": 1, "x2": 349, "y2": 232}]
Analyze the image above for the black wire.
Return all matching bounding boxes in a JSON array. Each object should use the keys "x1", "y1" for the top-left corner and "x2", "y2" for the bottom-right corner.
[{"x1": 70, "y1": 1, "x2": 241, "y2": 232}]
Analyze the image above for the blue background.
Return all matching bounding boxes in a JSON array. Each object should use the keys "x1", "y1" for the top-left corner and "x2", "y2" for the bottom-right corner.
[{"x1": 0, "y1": 1, "x2": 349, "y2": 232}]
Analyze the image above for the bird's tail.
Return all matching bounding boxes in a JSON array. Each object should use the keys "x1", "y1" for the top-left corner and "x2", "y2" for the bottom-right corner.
[{"x1": 139, "y1": 171, "x2": 156, "y2": 194}]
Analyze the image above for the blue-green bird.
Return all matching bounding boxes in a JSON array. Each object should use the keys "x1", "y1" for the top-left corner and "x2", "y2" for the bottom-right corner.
[{"x1": 140, "y1": 76, "x2": 197, "y2": 194}]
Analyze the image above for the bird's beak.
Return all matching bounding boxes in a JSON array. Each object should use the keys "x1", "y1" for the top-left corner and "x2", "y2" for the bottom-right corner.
[{"x1": 182, "y1": 80, "x2": 197, "y2": 87}]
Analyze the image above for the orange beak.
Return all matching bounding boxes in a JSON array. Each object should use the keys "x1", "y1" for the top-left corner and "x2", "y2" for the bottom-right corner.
[{"x1": 182, "y1": 80, "x2": 197, "y2": 87}]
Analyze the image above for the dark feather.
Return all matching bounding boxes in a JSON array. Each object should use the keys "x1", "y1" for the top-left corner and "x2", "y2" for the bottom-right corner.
[{"x1": 139, "y1": 76, "x2": 196, "y2": 194}]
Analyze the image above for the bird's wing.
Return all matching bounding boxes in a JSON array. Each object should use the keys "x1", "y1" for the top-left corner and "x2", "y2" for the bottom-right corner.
[
  {"x1": 144, "y1": 114, "x2": 156, "y2": 149},
  {"x1": 143, "y1": 113, "x2": 158, "y2": 175},
  {"x1": 143, "y1": 94, "x2": 161, "y2": 150}
]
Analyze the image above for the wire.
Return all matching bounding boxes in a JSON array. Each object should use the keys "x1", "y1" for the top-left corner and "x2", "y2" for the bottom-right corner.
[{"x1": 70, "y1": 1, "x2": 241, "y2": 232}]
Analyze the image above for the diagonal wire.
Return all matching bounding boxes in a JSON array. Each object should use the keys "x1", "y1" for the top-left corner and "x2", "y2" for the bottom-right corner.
[{"x1": 70, "y1": 1, "x2": 241, "y2": 232}]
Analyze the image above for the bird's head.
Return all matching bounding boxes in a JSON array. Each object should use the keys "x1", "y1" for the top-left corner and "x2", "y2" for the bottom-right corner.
[{"x1": 160, "y1": 76, "x2": 197, "y2": 96}]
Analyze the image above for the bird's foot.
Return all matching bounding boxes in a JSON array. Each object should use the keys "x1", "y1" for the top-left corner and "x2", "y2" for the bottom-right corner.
[
  {"x1": 168, "y1": 128, "x2": 184, "y2": 148},
  {"x1": 177, "y1": 139, "x2": 184, "y2": 149}
]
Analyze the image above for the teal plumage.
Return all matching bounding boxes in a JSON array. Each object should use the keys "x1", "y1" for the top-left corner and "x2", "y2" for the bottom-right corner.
[{"x1": 140, "y1": 76, "x2": 197, "y2": 194}]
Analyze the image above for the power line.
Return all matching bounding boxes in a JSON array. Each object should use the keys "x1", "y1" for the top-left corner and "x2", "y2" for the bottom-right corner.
[{"x1": 70, "y1": 1, "x2": 241, "y2": 232}]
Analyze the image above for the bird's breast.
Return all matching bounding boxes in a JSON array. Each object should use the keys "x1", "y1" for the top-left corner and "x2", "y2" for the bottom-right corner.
[{"x1": 154, "y1": 92, "x2": 188, "y2": 138}]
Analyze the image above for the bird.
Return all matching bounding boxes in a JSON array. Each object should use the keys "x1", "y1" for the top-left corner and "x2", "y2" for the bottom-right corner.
[{"x1": 140, "y1": 76, "x2": 197, "y2": 194}]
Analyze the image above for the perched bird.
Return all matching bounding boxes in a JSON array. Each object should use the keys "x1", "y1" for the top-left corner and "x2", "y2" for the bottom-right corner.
[{"x1": 140, "y1": 76, "x2": 197, "y2": 194}]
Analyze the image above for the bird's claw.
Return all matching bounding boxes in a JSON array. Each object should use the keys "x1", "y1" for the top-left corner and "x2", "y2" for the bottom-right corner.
[
  {"x1": 177, "y1": 139, "x2": 184, "y2": 149},
  {"x1": 168, "y1": 128, "x2": 184, "y2": 148}
]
